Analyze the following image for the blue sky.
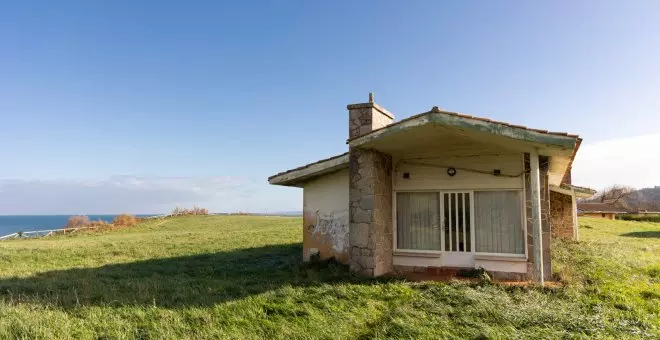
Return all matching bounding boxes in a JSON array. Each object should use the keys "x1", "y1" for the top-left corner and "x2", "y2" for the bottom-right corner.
[{"x1": 1, "y1": 1, "x2": 659, "y2": 214}]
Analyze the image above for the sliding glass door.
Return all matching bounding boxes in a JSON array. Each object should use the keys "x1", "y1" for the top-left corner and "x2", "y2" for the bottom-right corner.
[
  {"x1": 396, "y1": 190, "x2": 524, "y2": 258},
  {"x1": 396, "y1": 191, "x2": 473, "y2": 253},
  {"x1": 442, "y1": 192, "x2": 472, "y2": 253}
]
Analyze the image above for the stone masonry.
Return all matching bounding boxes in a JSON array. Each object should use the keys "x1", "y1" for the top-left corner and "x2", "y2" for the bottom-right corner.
[
  {"x1": 348, "y1": 102, "x2": 394, "y2": 139},
  {"x1": 348, "y1": 149, "x2": 393, "y2": 276},
  {"x1": 347, "y1": 96, "x2": 395, "y2": 277},
  {"x1": 550, "y1": 191, "x2": 575, "y2": 240},
  {"x1": 524, "y1": 154, "x2": 552, "y2": 282}
]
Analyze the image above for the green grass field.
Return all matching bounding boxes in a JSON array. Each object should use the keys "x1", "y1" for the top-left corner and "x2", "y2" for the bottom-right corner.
[{"x1": 0, "y1": 216, "x2": 658, "y2": 339}]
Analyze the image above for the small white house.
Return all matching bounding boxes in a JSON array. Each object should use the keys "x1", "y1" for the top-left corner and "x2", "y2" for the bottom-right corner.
[{"x1": 269, "y1": 95, "x2": 593, "y2": 283}]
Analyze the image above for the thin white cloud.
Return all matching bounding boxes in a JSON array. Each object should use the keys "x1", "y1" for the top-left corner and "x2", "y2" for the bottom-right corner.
[
  {"x1": 572, "y1": 134, "x2": 660, "y2": 191},
  {"x1": 0, "y1": 176, "x2": 254, "y2": 215}
]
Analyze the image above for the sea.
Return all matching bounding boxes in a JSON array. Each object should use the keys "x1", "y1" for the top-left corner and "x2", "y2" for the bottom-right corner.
[{"x1": 0, "y1": 215, "x2": 156, "y2": 237}]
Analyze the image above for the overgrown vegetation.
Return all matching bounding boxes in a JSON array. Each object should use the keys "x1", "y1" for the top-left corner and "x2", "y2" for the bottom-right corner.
[
  {"x1": 0, "y1": 216, "x2": 657, "y2": 338},
  {"x1": 112, "y1": 213, "x2": 139, "y2": 227},
  {"x1": 65, "y1": 215, "x2": 114, "y2": 229},
  {"x1": 64, "y1": 215, "x2": 91, "y2": 228},
  {"x1": 64, "y1": 214, "x2": 138, "y2": 231},
  {"x1": 618, "y1": 213, "x2": 660, "y2": 223},
  {"x1": 171, "y1": 206, "x2": 209, "y2": 216}
]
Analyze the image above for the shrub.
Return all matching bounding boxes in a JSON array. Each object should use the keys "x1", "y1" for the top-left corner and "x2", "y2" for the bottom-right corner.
[
  {"x1": 171, "y1": 206, "x2": 209, "y2": 216},
  {"x1": 113, "y1": 214, "x2": 138, "y2": 227},
  {"x1": 88, "y1": 220, "x2": 111, "y2": 228},
  {"x1": 65, "y1": 215, "x2": 90, "y2": 228},
  {"x1": 617, "y1": 214, "x2": 660, "y2": 223}
]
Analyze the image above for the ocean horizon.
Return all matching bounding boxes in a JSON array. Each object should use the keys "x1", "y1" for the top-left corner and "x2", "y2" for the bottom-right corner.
[
  {"x1": 0, "y1": 215, "x2": 157, "y2": 236},
  {"x1": 0, "y1": 212, "x2": 302, "y2": 237}
]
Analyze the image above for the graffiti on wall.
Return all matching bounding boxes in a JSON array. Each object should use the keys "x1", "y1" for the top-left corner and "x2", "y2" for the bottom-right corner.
[{"x1": 309, "y1": 209, "x2": 349, "y2": 255}]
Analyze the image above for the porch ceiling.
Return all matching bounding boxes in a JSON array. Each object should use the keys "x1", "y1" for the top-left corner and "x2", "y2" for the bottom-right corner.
[{"x1": 349, "y1": 112, "x2": 580, "y2": 186}]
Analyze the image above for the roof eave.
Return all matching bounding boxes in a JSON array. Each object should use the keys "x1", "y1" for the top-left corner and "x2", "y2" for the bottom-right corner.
[
  {"x1": 348, "y1": 111, "x2": 579, "y2": 151},
  {"x1": 268, "y1": 153, "x2": 349, "y2": 187},
  {"x1": 551, "y1": 184, "x2": 597, "y2": 198}
]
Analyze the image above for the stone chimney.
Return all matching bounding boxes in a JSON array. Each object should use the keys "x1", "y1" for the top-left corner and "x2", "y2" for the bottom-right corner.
[
  {"x1": 347, "y1": 93, "x2": 395, "y2": 277},
  {"x1": 347, "y1": 93, "x2": 394, "y2": 139}
]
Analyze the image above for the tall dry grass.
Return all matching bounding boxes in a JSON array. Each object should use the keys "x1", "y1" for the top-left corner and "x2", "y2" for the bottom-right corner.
[
  {"x1": 65, "y1": 215, "x2": 90, "y2": 228},
  {"x1": 112, "y1": 214, "x2": 138, "y2": 227},
  {"x1": 64, "y1": 214, "x2": 137, "y2": 229},
  {"x1": 171, "y1": 206, "x2": 209, "y2": 216}
]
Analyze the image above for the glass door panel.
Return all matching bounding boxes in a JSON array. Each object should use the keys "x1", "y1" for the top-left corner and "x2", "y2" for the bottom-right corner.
[{"x1": 442, "y1": 192, "x2": 472, "y2": 252}]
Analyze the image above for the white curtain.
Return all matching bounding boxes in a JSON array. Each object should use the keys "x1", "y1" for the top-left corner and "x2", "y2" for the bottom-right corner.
[
  {"x1": 396, "y1": 192, "x2": 441, "y2": 250},
  {"x1": 474, "y1": 191, "x2": 525, "y2": 254}
]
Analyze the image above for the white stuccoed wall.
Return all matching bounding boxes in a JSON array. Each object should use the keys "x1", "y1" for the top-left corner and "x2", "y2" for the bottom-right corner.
[{"x1": 302, "y1": 169, "x2": 350, "y2": 262}]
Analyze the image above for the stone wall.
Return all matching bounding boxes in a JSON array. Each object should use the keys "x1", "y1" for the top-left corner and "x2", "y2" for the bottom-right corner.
[
  {"x1": 524, "y1": 154, "x2": 552, "y2": 282},
  {"x1": 550, "y1": 191, "x2": 575, "y2": 240},
  {"x1": 348, "y1": 148, "x2": 393, "y2": 276}
]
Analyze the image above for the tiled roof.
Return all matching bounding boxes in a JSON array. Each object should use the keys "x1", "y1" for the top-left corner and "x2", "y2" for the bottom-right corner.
[
  {"x1": 347, "y1": 106, "x2": 580, "y2": 142},
  {"x1": 577, "y1": 203, "x2": 628, "y2": 213}
]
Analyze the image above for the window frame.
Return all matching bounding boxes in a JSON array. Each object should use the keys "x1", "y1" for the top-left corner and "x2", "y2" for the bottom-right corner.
[{"x1": 393, "y1": 188, "x2": 527, "y2": 258}]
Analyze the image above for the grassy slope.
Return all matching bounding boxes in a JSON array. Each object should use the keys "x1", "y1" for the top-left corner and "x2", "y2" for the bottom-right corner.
[{"x1": 0, "y1": 216, "x2": 657, "y2": 339}]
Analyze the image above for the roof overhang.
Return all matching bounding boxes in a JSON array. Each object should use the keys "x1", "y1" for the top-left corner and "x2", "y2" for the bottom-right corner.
[
  {"x1": 348, "y1": 110, "x2": 580, "y2": 186},
  {"x1": 577, "y1": 202, "x2": 628, "y2": 214},
  {"x1": 550, "y1": 184, "x2": 597, "y2": 198},
  {"x1": 268, "y1": 153, "x2": 348, "y2": 187}
]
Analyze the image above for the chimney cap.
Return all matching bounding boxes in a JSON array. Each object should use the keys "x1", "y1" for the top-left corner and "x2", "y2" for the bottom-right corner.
[{"x1": 368, "y1": 92, "x2": 374, "y2": 103}]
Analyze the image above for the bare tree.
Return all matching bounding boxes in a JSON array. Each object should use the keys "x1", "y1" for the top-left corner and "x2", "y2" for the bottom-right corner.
[{"x1": 594, "y1": 185, "x2": 636, "y2": 204}]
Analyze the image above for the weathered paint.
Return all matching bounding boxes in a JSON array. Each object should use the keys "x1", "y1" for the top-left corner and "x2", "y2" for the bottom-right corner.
[
  {"x1": 549, "y1": 184, "x2": 574, "y2": 196},
  {"x1": 349, "y1": 111, "x2": 578, "y2": 150},
  {"x1": 560, "y1": 184, "x2": 597, "y2": 198},
  {"x1": 348, "y1": 111, "x2": 577, "y2": 187},
  {"x1": 302, "y1": 169, "x2": 350, "y2": 263}
]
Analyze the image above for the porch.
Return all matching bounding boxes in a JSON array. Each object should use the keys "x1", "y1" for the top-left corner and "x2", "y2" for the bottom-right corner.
[{"x1": 347, "y1": 107, "x2": 580, "y2": 284}]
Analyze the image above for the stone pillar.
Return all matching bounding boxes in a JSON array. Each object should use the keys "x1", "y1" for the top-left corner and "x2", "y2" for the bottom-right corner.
[
  {"x1": 348, "y1": 148, "x2": 393, "y2": 277},
  {"x1": 540, "y1": 159, "x2": 552, "y2": 281},
  {"x1": 529, "y1": 149, "x2": 544, "y2": 284},
  {"x1": 525, "y1": 153, "x2": 552, "y2": 283}
]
